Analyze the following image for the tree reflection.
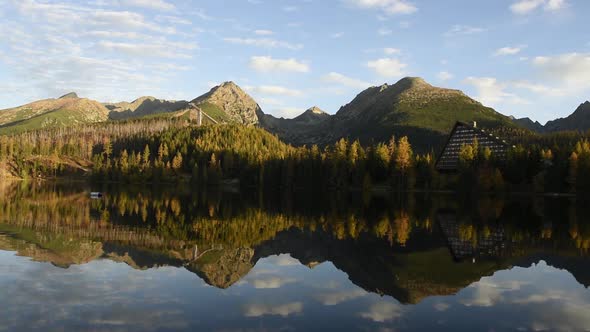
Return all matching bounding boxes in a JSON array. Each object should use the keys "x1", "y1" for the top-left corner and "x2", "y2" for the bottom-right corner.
[{"x1": 1, "y1": 181, "x2": 590, "y2": 303}]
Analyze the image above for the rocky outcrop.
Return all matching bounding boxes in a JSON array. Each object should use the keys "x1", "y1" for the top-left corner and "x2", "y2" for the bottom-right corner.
[
  {"x1": 191, "y1": 82, "x2": 263, "y2": 125},
  {"x1": 186, "y1": 247, "x2": 255, "y2": 289}
]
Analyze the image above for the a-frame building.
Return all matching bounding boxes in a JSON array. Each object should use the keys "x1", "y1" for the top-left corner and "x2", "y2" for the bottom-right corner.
[{"x1": 435, "y1": 121, "x2": 512, "y2": 172}]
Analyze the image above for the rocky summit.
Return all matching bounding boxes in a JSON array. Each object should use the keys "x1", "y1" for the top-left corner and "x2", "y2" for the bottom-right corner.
[
  {"x1": 293, "y1": 106, "x2": 330, "y2": 124},
  {"x1": 191, "y1": 81, "x2": 263, "y2": 125}
]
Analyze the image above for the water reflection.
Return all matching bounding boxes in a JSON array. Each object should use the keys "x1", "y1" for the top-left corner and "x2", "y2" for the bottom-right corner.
[{"x1": 1, "y1": 181, "x2": 590, "y2": 331}]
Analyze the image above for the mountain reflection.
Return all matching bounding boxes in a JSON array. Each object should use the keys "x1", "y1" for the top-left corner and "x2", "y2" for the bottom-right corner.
[{"x1": 1, "y1": 181, "x2": 590, "y2": 304}]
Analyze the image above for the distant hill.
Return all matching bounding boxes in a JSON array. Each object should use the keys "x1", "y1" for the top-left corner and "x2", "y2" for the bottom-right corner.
[
  {"x1": 258, "y1": 106, "x2": 331, "y2": 145},
  {"x1": 545, "y1": 101, "x2": 590, "y2": 132},
  {"x1": 105, "y1": 96, "x2": 188, "y2": 120},
  {"x1": 293, "y1": 106, "x2": 330, "y2": 124},
  {"x1": 511, "y1": 117, "x2": 545, "y2": 132},
  {"x1": 0, "y1": 93, "x2": 110, "y2": 134}
]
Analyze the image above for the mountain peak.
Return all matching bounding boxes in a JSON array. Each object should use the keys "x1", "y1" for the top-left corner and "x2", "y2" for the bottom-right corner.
[
  {"x1": 59, "y1": 92, "x2": 79, "y2": 99},
  {"x1": 306, "y1": 106, "x2": 326, "y2": 115},
  {"x1": 293, "y1": 106, "x2": 330, "y2": 124},
  {"x1": 191, "y1": 81, "x2": 261, "y2": 125},
  {"x1": 544, "y1": 101, "x2": 590, "y2": 132},
  {"x1": 397, "y1": 76, "x2": 429, "y2": 87}
]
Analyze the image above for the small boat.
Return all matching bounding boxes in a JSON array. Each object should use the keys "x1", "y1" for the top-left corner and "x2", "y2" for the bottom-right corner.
[{"x1": 90, "y1": 192, "x2": 103, "y2": 198}]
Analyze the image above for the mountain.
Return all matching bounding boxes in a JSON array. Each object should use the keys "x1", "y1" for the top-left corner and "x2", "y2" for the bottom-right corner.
[
  {"x1": 0, "y1": 79, "x2": 546, "y2": 151},
  {"x1": 0, "y1": 93, "x2": 110, "y2": 134},
  {"x1": 263, "y1": 77, "x2": 516, "y2": 151},
  {"x1": 105, "y1": 96, "x2": 189, "y2": 120},
  {"x1": 545, "y1": 101, "x2": 590, "y2": 132},
  {"x1": 512, "y1": 117, "x2": 544, "y2": 132},
  {"x1": 293, "y1": 106, "x2": 330, "y2": 124},
  {"x1": 191, "y1": 81, "x2": 263, "y2": 125},
  {"x1": 258, "y1": 106, "x2": 331, "y2": 145}
]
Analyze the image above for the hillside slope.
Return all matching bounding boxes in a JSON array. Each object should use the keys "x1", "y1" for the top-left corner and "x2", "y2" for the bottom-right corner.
[
  {"x1": 545, "y1": 101, "x2": 590, "y2": 132},
  {"x1": 105, "y1": 96, "x2": 188, "y2": 120},
  {"x1": 0, "y1": 93, "x2": 110, "y2": 134},
  {"x1": 266, "y1": 77, "x2": 516, "y2": 151}
]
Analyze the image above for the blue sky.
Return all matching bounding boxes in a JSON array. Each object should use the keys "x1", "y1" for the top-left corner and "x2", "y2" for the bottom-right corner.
[{"x1": 0, "y1": 0, "x2": 589, "y2": 123}]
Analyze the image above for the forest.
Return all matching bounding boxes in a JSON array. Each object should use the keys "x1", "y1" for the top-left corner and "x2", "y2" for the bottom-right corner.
[{"x1": 1, "y1": 118, "x2": 590, "y2": 194}]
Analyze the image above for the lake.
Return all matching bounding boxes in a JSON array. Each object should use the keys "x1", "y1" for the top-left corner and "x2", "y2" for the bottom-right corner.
[{"x1": 1, "y1": 181, "x2": 590, "y2": 331}]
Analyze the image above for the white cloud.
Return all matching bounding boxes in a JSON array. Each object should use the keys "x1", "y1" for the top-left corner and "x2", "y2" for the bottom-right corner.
[
  {"x1": 367, "y1": 58, "x2": 407, "y2": 78},
  {"x1": 444, "y1": 25, "x2": 486, "y2": 37},
  {"x1": 464, "y1": 76, "x2": 529, "y2": 106},
  {"x1": 244, "y1": 85, "x2": 303, "y2": 96},
  {"x1": 122, "y1": 0, "x2": 175, "y2": 11},
  {"x1": 510, "y1": 0, "x2": 568, "y2": 14},
  {"x1": 359, "y1": 301, "x2": 404, "y2": 322},
  {"x1": 378, "y1": 28, "x2": 393, "y2": 36},
  {"x1": 494, "y1": 46, "x2": 526, "y2": 56},
  {"x1": 258, "y1": 97, "x2": 283, "y2": 106},
  {"x1": 98, "y1": 41, "x2": 195, "y2": 58},
  {"x1": 384, "y1": 47, "x2": 400, "y2": 55},
  {"x1": 155, "y1": 15, "x2": 192, "y2": 26},
  {"x1": 532, "y1": 53, "x2": 590, "y2": 91},
  {"x1": 272, "y1": 107, "x2": 306, "y2": 118},
  {"x1": 546, "y1": 0, "x2": 567, "y2": 10},
  {"x1": 331, "y1": 32, "x2": 345, "y2": 38},
  {"x1": 437, "y1": 71, "x2": 453, "y2": 81},
  {"x1": 345, "y1": 0, "x2": 418, "y2": 15},
  {"x1": 249, "y1": 56, "x2": 310, "y2": 73},
  {"x1": 254, "y1": 29, "x2": 274, "y2": 35},
  {"x1": 223, "y1": 37, "x2": 303, "y2": 50},
  {"x1": 512, "y1": 80, "x2": 564, "y2": 96},
  {"x1": 0, "y1": 1, "x2": 195, "y2": 103},
  {"x1": 510, "y1": 0, "x2": 545, "y2": 14},
  {"x1": 322, "y1": 72, "x2": 372, "y2": 89},
  {"x1": 243, "y1": 302, "x2": 303, "y2": 317}
]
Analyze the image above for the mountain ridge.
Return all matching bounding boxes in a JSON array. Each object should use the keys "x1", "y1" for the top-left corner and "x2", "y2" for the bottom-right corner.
[
  {"x1": 0, "y1": 95, "x2": 110, "y2": 134},
  {"x1": 1, "y1": 79, "x2": 587, "y2": 150}
]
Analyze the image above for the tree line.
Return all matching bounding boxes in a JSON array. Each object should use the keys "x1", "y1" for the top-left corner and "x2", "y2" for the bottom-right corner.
[{"x1": 3, "y1": 119, "x2": 590, "y2": 193}]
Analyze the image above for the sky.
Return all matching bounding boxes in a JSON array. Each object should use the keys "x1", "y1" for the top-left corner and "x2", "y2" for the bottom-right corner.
[{"x1": 0, "y1": 0, "x2": 589, "y2": 124}]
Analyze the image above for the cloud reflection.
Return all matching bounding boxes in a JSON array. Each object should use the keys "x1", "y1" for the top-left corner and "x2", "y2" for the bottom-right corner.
[
  {"x1": 243, "y1": 302, "x2": 303, "y2": 317},
  {"x1": 359, "y1": 301, "x2": 404, "y2": 322}
]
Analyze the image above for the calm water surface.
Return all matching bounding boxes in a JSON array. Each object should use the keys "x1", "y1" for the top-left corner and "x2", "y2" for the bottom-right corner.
[{"x1": 1, "y1": 182, "x2": 590, "y2": 331}]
